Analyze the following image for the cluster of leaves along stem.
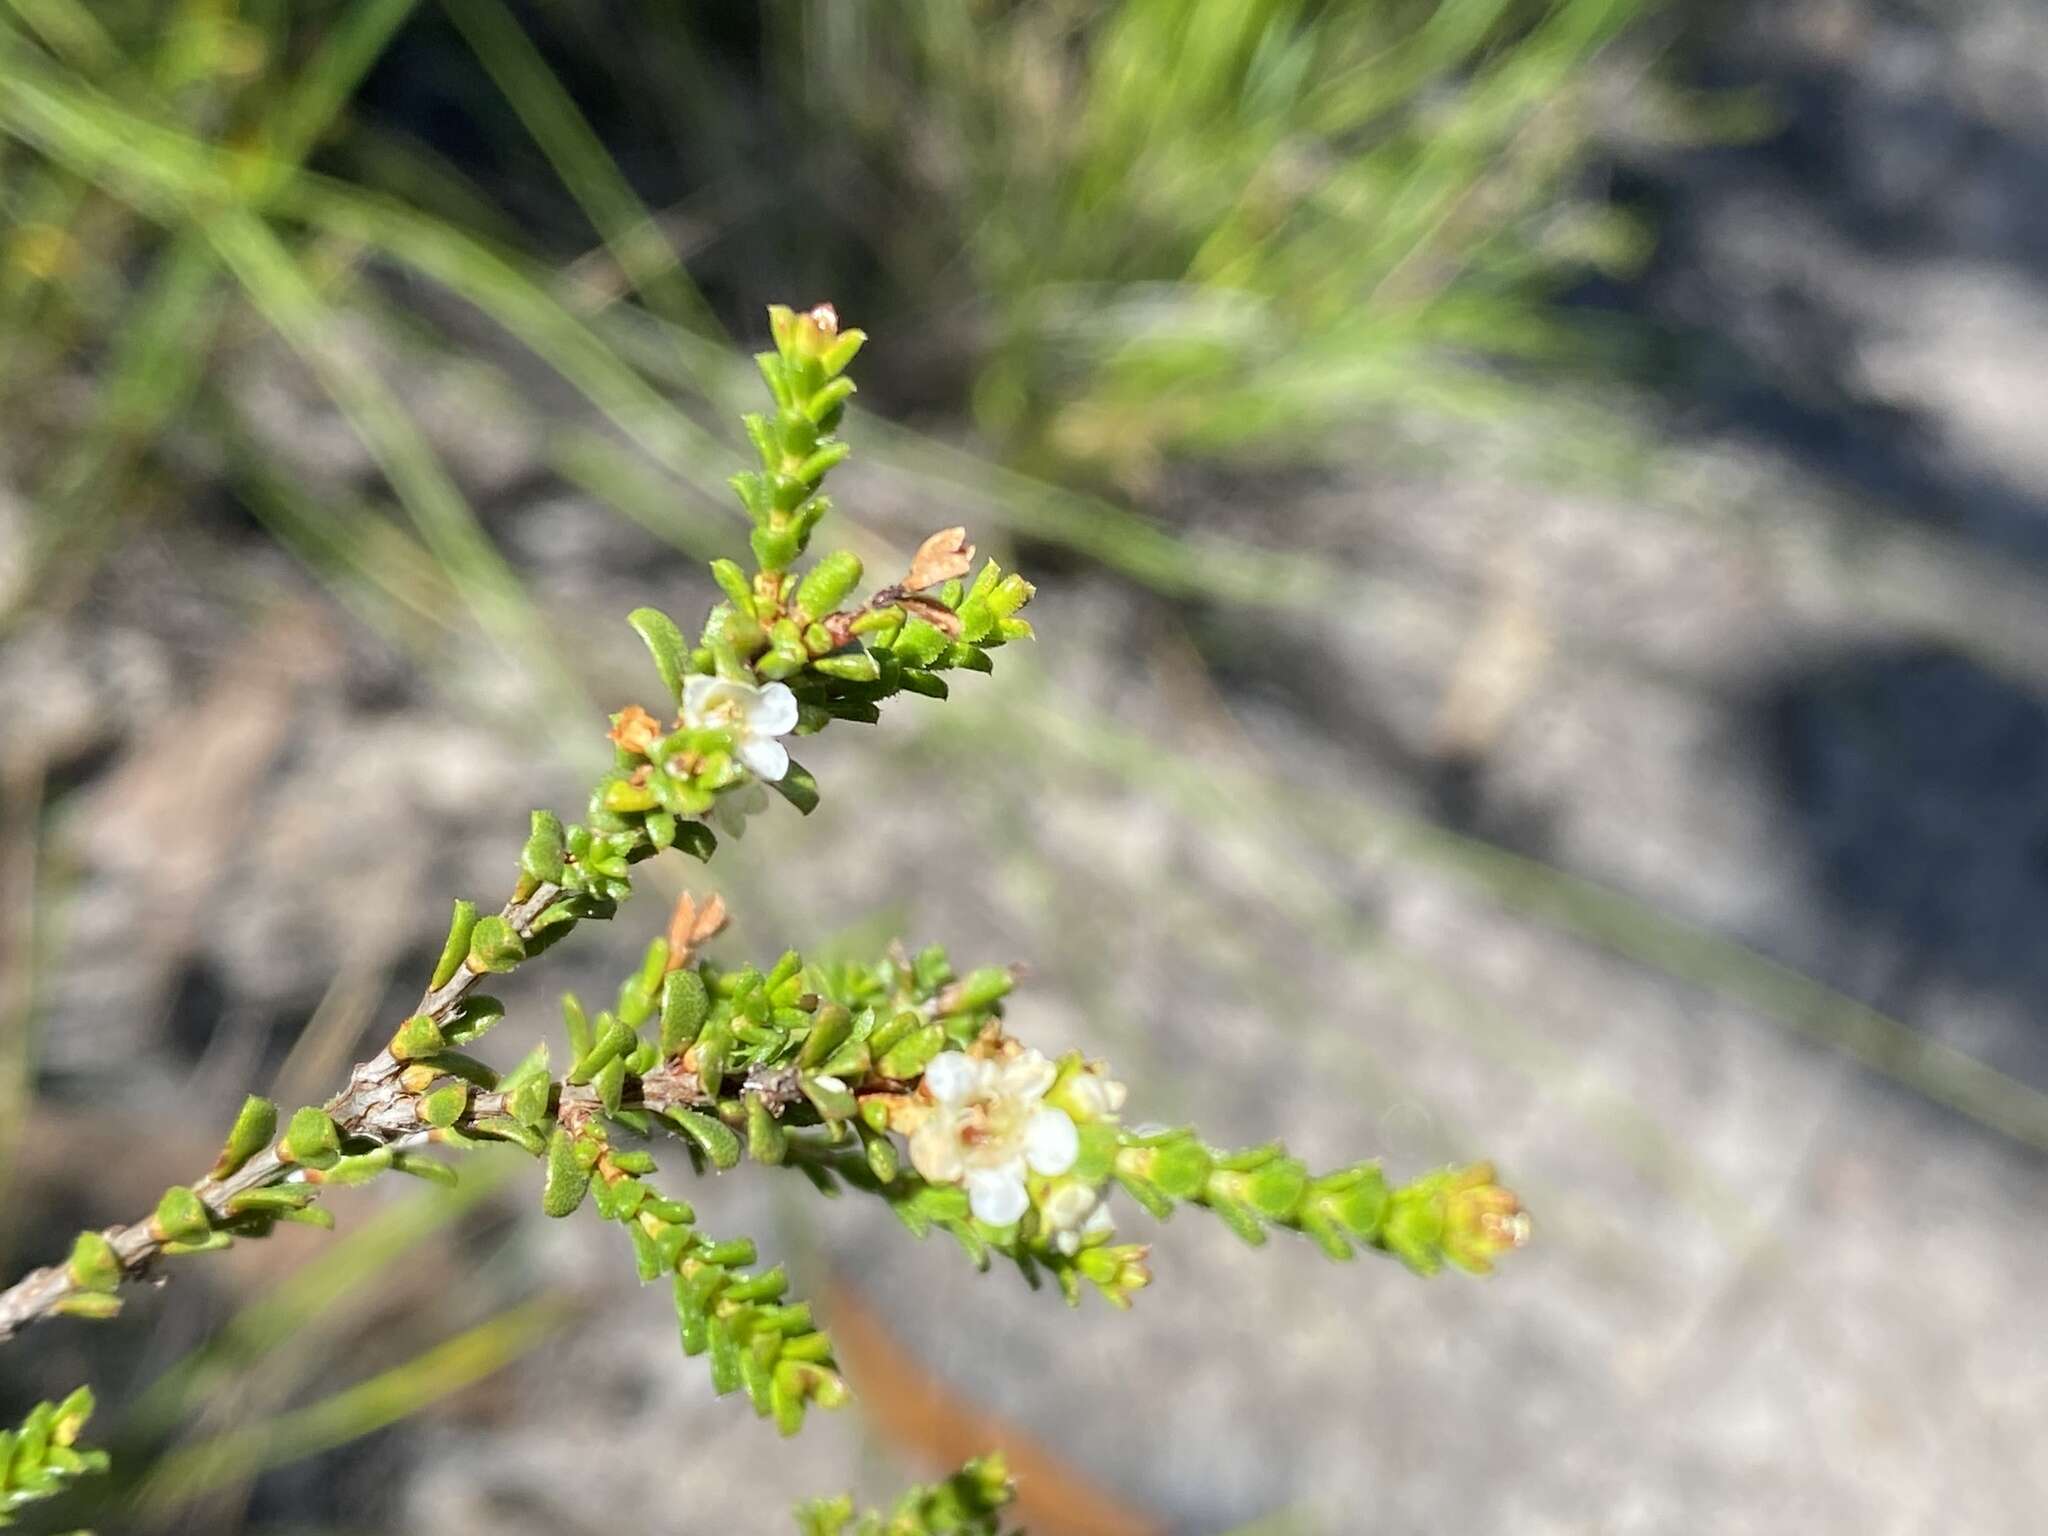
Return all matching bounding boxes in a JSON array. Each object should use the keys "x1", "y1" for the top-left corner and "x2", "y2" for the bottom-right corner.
[
  {"x1": 0, "y1": 304, "x2": 1525, "y2": 1532},
  {"x1": 797, "y1": 1454, "x2": 1015, "y2": 1536},
  {"x1": 1, "y1": 1390, "x2": 105, "y2": 1527}
]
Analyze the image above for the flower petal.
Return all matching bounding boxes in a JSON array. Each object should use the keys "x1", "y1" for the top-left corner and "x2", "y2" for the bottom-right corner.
[
  {"x1": 749, "y1": 681, "x2": 800, "y2": 737},
  {"x1": 965, "y1": 1166, "x2": 1029, "y2": 1227},
  {"x1": 910, "y1": 1119, "x2": 963, "y2": 1185},
  {"x1": 681, "y1": 673, "x2": 722, "y2": 725},
  {"x1": 737, "y1": 735, "x2": 789, "y2": 782},
  {"x1": 1024, "y1": 1107, "x2": 1079, "y2": 1177},
  {"x1": 1040, "y1": 1180, "x2": 1097, "y2": 1233},
  {"x1": 921, "y1": 1052, "x2": 977, "y2": 1107},
  {"x1": 1002, "y1": 1050, "x2": 1057, "y2": 1103}
]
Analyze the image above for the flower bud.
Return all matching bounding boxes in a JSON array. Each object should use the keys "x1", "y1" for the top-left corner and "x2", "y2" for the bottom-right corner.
[{"x1": 1440, "y1": 1162, "x2": 1530, "y2": 1275}]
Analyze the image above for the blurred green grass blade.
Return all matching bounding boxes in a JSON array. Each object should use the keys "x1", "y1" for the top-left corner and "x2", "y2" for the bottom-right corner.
[
  {"x1": 1, "y1": 0, "x2": 118, "y2": 73},
  {"x1": 1023, "y1": 685, "x2": 2048, "y2": 1157},
  {"x1": 262, "y1": 0, "x2": 422, "y2": 174},
  {"x1": 591, "y1": 301, "x2": 1347, "y2": 608},
  {"x1": 862, "y1": 408, "x2": 1336, "y2": 606},
  {"x1": 439, "y1": 0, "x2": 721, "y2": 336},
  {"x1": 204, "y1": 205, "x2": 582, "y2": 723},
  {"x1": 130, "y1": 1158, "x2": 516, "y2": 1438},
  {"x1": 11, "y1": 0, "x2": 422, "y2": 588},
  {"x1": 279, "y1": 176, "x2": 735, "y2": 495},
  {"x1": 0, "y1": 44, "x2": 1344, "y2": 615},
  {"x1": 31, "y1": 235, "x2": 224, "y2": 582},
  {"x1": 225, "y1": 424, "x2": 463, "y2": 637},
  {"x1": 139, "y1": 1293, "x2": 572, "y2": 1510},
  {"x1": 547, "y1": 423, "x2": 730, "y2": 561}
]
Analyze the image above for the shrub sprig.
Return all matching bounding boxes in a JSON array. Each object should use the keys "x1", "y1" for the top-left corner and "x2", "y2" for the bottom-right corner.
[{"x1": 0, "y1": 304, "x2": 1524, "y2": 1528}]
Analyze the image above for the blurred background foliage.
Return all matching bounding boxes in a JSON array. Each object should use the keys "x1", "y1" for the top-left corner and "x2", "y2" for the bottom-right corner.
[
  {"x1": 0, "y1": 0, "x2": 1680, "y2": 636},
  {"x1": 7, "y1": 0, "x2": 2048, "y2": 1531}
]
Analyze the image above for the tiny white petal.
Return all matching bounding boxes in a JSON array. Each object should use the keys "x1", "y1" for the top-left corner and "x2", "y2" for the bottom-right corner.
[
  {"x1": 737, "y1": 736, "x2": 789, "y2": 782},
  {"x1": 922, "y1": 1052, "x2": 976, "y2": 1106},
  {"x1": 1040, "y1": 1180, "x2": 1097, "y2": 1233},
  {"x1": 681, "y1": 674, "x2": 721, "y2": 722},
  {"x1": 966, "y1": 1166, "x2": 1030, "y2": 1227},
  {"x1": 910, "y1": 1120, "x2": 963, "y2": 1185},
  {"x1": 1066, "y1": 1076, "x2": 1109, "y2": 1119},
  {"x1": 750, "y1": 681, "x2": 800, "y2": 736},
  {"x1": 1082, "y1": 1201, "x2": 1115, "y2": 1236},
  {"x1": 1002, "y1": 1051, "x2": 1057, "y2": 1103},
  {"x1": 1024, "y1": 1107, "x2": 1079, "y2": 1177}
]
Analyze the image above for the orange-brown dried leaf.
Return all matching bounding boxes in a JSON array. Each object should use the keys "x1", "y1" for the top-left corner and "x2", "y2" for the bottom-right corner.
[
  {"x1": 904, "y1": 526, "x2": 974, "y2": 591},
  {"x1": 665, "y1": 891, "x2": 730, "y2": 970},
  {"x1": 608, "y1": 704, "x2": 663, "y2": 757},
  {"x1": 895, "y1": 594, "x2": 964, "y2": 638}
]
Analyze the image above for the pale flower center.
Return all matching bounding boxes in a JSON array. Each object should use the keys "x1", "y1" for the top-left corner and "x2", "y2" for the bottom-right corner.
[{"x1": 952, "y1": 1094, "x2": 1035, "y2": 1170}]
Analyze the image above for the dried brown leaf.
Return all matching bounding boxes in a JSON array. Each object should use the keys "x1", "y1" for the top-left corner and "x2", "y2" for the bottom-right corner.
[
  {"x1": 904, "y1": 526, "x2": 974, "y2": 591},
  {"x1": 607, "y1": 704, "x2": 663, "y2": 757},
  {"x1": 895, "y1": 594, "x2": 964, "y2": 638},
  {"x1": 665, "y1": 891, "x2": 729, "y2": 970}
]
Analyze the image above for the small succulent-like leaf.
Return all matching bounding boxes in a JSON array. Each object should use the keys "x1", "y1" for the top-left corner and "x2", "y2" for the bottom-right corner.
[
  {"x1": 466, "y1": 915, "x2": 527, "y2": 974},
  {"x1": 541, "y1": 1128, "x2": 593, "y2": 1217},
  {"x1": 767, "y1": 759, "x2": 820, "y2": 815},
  {"x1": 628, "y1": 606, "x2": 691, "y2": 703},
  {"x1": 151, "y1": 1187, "x2": 211, "y2": 1245},
  {"x1": 66, "y1": 1231, "x2": 122, "y2": 1294},
  {"x1": 794, "y1": 550, "x2": 862, "y2": 620},
  {"x1": 210, "y1": 1095, "x2": 279, "y2": 1179},
  {"x1": 666, "y1": 1108, "x2": 742, "y2": 1171},
  {"x1": 746, "y1": 1093, "x2": 788, "y2": 1166},
  {"x1": 282, "y1": 1106, "x2": 342, "y2": 1169},
  {"x1": 521, "y1": 810, "x2": 567, "y2": 887},
  {"x1": 877, "y1": 1024, "x2": 945, "y2": 1080},
  {"x1": 660, "y1": 969, "x2": 709, "y2": 1056},
  {"x1": 388, "y1": 1013, "x2": 445, "y2": 1062},
  {"x1": 430, "y1": 899, "x2": 480, "y2": 990}
]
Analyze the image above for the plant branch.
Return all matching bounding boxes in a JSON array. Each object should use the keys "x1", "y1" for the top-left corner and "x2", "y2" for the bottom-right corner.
[{"x1": 0, "y1": 882, "x2": 563, "y2": 1343}]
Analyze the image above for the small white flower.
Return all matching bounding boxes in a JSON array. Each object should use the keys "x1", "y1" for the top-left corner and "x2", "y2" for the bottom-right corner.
[
  {"x1": 909, "y1": 1048, "x2": 1079, "y2": 1227},
  {"x1": 1039, "y1": 1180, "x2": 1116, "y2": 1255},
  {"x1": 682, "y1": 675, "x2": 799, "y2": 783},
  {"x1": 1056, "y1": 1062, "x2": 1128, "y2": 1122}
]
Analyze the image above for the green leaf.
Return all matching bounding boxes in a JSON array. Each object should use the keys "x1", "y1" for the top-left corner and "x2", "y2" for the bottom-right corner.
[
  {"x1": 628, "y1": 606, "x2": 691, "y2": 702},
  {"x1": 660, "y1": 969, "x2": 709, "y2": 1056},
  {"x1": 152, "y1": 1187, "x2": 212, "y2": 1245},
  {"x1": 430, "y1": 899, "x2": 480, "y2": 990},
  {"x1": 210, "y1": 1095, "x2": 279, "y2": 1179},
  {"x1": 666, "y1": 1108, "x2": 742, "y2": 1171},
  {"x1": 388, "y1": 1014, "x2": 445, "y2": 1061},
  {"x1": 541, "y1": 1128, "x2": 593, "y2": 1217},
  {"x1": 877, "y1": 1024, "x2": 945, "y2": 1080},
  {"x1": 709, "y1": 558, "x2": 757, "y2": 616},
  {"x1": 284, "y1": 1107, "x2": 342, "y2": 1170},
  {"x1": 746, "y1": 1093, "x2": 788, "y2": 1166},
  {"x1": 421, "y1": 1083, "x2": 470, "y2": 1128},
  {"x1": 767, "y1": 759, "x2": 820, "y2": 815},
  {"x1": 521, "y1": 810, "x2": 567, "y2": 886},
  {"x1": 794, "y1": 550, "x2": 862, "y2": 619},
  {"x1": 66, "y1": 1231, "x2": 122, "y2": 1294},
  {"x1": 466, "y1": 915, "x2": 527, "y2": 973}
]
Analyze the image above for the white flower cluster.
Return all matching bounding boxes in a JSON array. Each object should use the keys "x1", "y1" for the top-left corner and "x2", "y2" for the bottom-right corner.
[
  {"x1": 905, "y1": 1047, "x2": 1126, "y2": 1254},
  {"x1": 910, "y1": 1049, "x2": 1076, "y2": 1227}
]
